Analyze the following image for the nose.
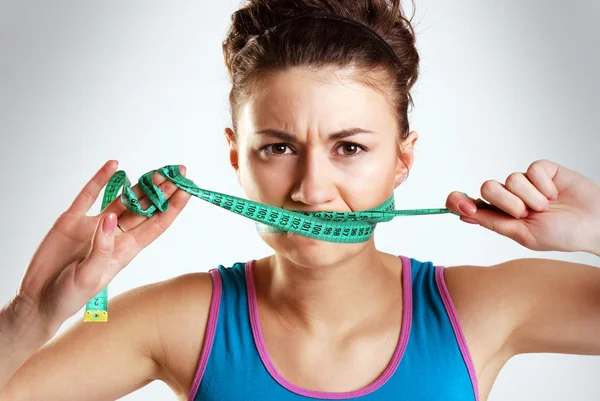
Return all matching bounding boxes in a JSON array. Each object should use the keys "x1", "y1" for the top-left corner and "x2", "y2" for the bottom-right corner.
[{"x1": 290, "y1": 149, "x2": 337, "y2": 207}]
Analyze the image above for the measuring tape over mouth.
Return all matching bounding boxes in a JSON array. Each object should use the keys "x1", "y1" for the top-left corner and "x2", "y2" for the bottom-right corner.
[{"x1": 84, "y1": 164, "x2": 465, "y2": 322}]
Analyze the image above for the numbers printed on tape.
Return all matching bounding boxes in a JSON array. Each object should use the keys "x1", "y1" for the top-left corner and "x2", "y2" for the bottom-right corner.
[{"x1": 84, "y1": 165, "x2": 461, "y2": 322}]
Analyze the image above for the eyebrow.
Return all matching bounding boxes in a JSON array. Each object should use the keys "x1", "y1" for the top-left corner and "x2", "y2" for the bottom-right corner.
[{"x1": 254, "y1": 127, "x2": 375, "y2": 141}]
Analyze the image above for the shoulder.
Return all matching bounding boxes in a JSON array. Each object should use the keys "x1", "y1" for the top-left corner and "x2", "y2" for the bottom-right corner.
[
  {"x1": 130, "y1": 271, "x2": 215, "y2": 341},
  {"x1": 146, "y1": 271, "x2": 215, "y2": 317},
  {"x1": 136, "y1": 271, "x2": 216, "y2": 397}
]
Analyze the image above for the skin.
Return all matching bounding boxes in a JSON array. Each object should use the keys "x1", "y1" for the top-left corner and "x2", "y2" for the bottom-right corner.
[{"x1": 2, "y1": 66, "x2": 599, "y2": 401}]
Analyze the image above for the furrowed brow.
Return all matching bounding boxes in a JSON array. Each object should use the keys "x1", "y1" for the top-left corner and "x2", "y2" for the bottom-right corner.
[
  {"x1": 328, "y1": 128, "x2": 375, "y2": 140},
  {"x1": 254, "y1": 127, "x2": 375, "y2": 141},
  {"x1": 254, "y1": 129, "x2": 297, "y2": 142}
]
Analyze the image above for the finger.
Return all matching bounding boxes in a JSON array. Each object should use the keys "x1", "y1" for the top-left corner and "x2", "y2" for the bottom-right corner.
[
  {"x1": 525, "y1": 159, "x2": 560, "y2": 200},
  {"x1": 110, "y1": 165, "x2": 187, "y2": 231},
  {"x1": 115, "y1": 184, "x2": 192, "y2": 265},
  {"x1": 47, "y1": 212, "x2": 118, "y2": 323},
  {"x1": 480, "y1": 179, "x2": 530, "y2": 219},
  {"x1": 446, "y1": 191, "x2": 478, "y2": 216},
  {"x1": 461, "y1": 208, "x2": 534, "y2": 247},
  {"x1": 504, "y1": 172, "x2": 551, "y2": 213},
  {"x1": 101, "y1": 165, "x2": 186, "y2": 219},
  {"x1": 75, "y1": 212, "x2": 117, "y2": 289},
  {"x1": 67, "y1": 160, "x2": 119, "y2": 215}
]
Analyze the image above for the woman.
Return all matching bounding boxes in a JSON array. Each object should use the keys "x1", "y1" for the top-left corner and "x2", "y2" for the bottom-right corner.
[{"x1": 1, "y1": 1, "x2": 600, "y2": 400}]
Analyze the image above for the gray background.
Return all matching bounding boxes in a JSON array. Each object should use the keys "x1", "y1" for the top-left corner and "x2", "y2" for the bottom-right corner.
[{"x1": 1, "y1": 1, "x2": 599, "y2": 400}]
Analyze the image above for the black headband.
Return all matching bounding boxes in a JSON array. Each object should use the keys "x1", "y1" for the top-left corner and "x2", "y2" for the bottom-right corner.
[{"x1": 255, "y1": 13, "x2": 402, "y2": 70}]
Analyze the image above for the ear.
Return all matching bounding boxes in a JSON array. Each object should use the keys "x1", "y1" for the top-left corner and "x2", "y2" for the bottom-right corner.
[
  {"x1": 225, "y1": 127, "x2": 239, "y2": 168},
  {"x1": 393, "y1": 130, "x2": 418, "y2": 189},
  {"x1": 224, "y1": 127, "x2": 240, "y2": 176}
]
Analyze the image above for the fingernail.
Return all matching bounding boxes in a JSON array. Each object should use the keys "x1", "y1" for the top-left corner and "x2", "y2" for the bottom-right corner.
[
  {"x1": 102, "y1": 213, "x2": 116, "y2": 234},
  {"x1": 458, "y1": 200, "x2": 478, "y2": 216},
  {"x1": 179, "y1": 165, "x2": 186, "y2": 176}
]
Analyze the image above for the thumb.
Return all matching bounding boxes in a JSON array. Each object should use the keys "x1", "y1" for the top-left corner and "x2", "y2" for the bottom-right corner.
[
  {"x1": 461, "y1": 208, "x2": 524, "y2": 240},
  {"x1": 75, "y1": 212, "x2": 117, "y2": 289}
]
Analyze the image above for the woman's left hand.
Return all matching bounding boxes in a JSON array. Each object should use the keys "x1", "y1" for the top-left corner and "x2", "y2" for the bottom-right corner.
[{"x1": 447, "y1": 159, "x2": 600, "y2": 253}]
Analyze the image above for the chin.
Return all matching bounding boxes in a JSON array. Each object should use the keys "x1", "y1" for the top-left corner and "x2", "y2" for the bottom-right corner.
[{"x1": 258, "y1": 231, "x2": 367, "y2": 268}]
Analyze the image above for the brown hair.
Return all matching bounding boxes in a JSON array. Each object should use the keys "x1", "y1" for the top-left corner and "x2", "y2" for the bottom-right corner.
[{"x1": 223, "y1": 0, "x2": 419, "y2": 146}]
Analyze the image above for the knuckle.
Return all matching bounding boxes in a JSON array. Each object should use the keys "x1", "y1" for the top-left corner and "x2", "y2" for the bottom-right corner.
[
  {"x1": 159, "y1": 181, "x2": 176, "y2": 197},
  {"x1": 54, "y1": 212, "x2": 69, "y2": 226},
  {"x1": 53, "y1": 211, "x2": 77, "y2": 230},
  {"x1": 480, "y1": 180, "x2": 496, "y2": 196},
  {"x1": 151, "y1": 217, "x2": 169, "y2": 232},
  {"x1": 10, "y1": 291, "x2": 38, "y2": 320},
  {"x1": 79, "y1": 189, "x2": 96, "y2": 204},
  {"x1": 527, "y1": 159, "x2": 549, "y2": 175},
  {"x1": 168, "y1": 200, "x2": 184, "y2": 214},
  {"x1": 152, "y1": 171, "x2": 164, "y2": 185},
  {"x1": 505, "y1": 172, "x2": 523, "y2": 186},
  {"x1": 123, "y1": 231, "x2": 140, "y2": 249},
  {"x1": 504, "y1": 174, "x2": 525, "y2": 193},
  {"x1": 488, "y1": 221, "x2": 499, "y2": 234},
  {"x1": 94, "y1": 245, "x2": 113, "y2": 259}
]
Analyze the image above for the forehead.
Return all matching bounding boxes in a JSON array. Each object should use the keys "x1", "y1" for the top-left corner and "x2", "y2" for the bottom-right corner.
[{"x1": 239, "y1": 67, "x2": 396, "y2": 132}]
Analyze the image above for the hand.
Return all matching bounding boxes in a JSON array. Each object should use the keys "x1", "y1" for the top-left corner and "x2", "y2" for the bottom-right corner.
[
  {"x1": 446, "y1": 159, "x2": 600, "y2": 253},
  {"x1": 10, "y1": 160, "x2": 192, "y2": 339}
]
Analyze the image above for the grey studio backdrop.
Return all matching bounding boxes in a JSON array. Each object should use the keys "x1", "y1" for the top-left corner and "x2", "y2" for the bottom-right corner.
[{"x1": 1, "y1": 1, "x2": 599, "y2": 400}]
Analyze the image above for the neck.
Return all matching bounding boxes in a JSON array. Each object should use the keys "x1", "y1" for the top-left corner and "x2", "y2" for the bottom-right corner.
[{"x1": 255, "y1": 241, "x2": 403, "y2": 337}]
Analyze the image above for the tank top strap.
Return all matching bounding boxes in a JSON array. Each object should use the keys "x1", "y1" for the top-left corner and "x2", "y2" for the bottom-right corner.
[
  {"x1": 189, "y1": 262, "x2": 268, "y2": 401},
  {"x1": 395, "y1": 256, "x2": 479, "y2": 401}
]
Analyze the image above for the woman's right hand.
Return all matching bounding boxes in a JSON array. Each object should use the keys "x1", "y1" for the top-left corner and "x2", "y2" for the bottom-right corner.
[{"x1": 10, "y1": 160, "x2": 192, "y2": 341}]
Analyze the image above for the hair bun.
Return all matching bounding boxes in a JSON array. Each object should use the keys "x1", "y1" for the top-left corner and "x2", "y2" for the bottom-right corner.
[{"x1": 223, "y1": 0, "x2": 419, "y2": 139}]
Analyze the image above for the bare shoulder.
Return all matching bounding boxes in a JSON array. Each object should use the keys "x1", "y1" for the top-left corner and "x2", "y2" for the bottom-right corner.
[{"x1": 146, "y1": 271, "x2": 215, "y2": 398}]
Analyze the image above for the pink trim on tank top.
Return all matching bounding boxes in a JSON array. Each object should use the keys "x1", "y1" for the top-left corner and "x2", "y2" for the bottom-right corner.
[
  {"x1": 434, "y1": 265, "x2": 480, "y2": 401},
  {"x1": 187, "y1": 269, "x2": 223, "y2": 401},
  {"x1": 245, "y1": 255, "x2": 413, "y2": 399}
]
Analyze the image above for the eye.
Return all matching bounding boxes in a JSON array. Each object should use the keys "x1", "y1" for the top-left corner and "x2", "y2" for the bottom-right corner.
[
  {"x1": 336, "y1": 142, "x2": 366, "y2": 156},
  {"x1": 263, "y1": 143, "x2": 293, "y2": 155}
]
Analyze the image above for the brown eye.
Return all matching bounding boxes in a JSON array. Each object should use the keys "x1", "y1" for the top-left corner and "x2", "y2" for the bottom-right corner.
[
  {"x1": 343, "y1": 144, "x2": 357, "y2": 155},
  {"x1": 269, "y1": 144, "x2": 289, "y2": 154},
  {"x1": 338, "y1": 143, "x2": 362, "y2": 156},
  {"x1": 266, "y1": 143, "x2": 288, "y2": 155}
]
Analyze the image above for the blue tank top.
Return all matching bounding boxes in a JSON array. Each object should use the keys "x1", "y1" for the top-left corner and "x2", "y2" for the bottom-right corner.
[{"x1": 188, "y1": 255, "x2": 479, "y2": 400}]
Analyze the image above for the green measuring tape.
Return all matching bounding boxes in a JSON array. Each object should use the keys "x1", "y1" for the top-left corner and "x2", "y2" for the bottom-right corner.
[{"x1": 84, "y1": 164, "x2": 464, "y2": 322}]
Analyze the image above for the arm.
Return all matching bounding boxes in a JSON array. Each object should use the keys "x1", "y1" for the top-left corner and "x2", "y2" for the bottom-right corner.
[
  {"x1": 0, "y1": 295, "x2": 49, "y2": 389},
  {"x1": 0, "y1": 161, "x2": 195, "y2": 399},
  {"x1": 499, "y1": 258, "x2": 600, "y2": 356},
  {"x1": 1, "y1": 278, "x2": 178, "y2": 401},
  {"x1": 445, "y1": 257, "x2": 600, "y2": 365}
]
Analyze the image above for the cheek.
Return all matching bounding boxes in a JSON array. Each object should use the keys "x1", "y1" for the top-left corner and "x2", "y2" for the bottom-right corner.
[
  {"x1": 339, "y1": 151, "x2": 398, "y2": 210},
  {"x1": 239, "y1": 152, "x2": 296, "y2": 203}
]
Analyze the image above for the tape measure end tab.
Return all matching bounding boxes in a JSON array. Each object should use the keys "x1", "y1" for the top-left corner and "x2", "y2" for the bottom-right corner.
[{"x1": 84, "y1": 310, "x2": 108, "y2": 323}]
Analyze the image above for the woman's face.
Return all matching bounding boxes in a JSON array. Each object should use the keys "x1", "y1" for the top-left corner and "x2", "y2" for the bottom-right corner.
[{"x1": 225, "y1": 66, "x2": 417, "y2": 268}]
